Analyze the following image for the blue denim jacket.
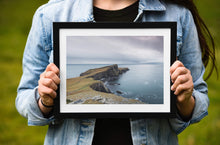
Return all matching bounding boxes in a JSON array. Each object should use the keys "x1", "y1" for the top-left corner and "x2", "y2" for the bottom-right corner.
[{"x1": 16, "y1": 0, "x2": 209, "y2": 145}]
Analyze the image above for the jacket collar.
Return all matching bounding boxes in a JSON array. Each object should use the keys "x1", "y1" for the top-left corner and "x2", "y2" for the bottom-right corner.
[
  {"x1": 71, "y1": 0, "x2": 166, "y2": 22},
  {"x1": 139, "y1": 0, "x2": 166, "y2": 11}
]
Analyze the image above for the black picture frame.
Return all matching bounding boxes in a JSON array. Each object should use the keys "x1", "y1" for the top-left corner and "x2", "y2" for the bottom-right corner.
[{"x1": 53, "y1": 22, "x2": 176, "y2": 119}]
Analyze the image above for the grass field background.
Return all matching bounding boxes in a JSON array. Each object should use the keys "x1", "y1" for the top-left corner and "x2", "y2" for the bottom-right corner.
[{"x1": 0, "y1": 0, "x2": 219, "y2": 144}]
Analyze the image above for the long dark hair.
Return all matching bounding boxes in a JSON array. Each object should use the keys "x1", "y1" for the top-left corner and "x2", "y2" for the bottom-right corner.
[{"x1": 163, "y1": 0, "x2": 218, "y2": 80}]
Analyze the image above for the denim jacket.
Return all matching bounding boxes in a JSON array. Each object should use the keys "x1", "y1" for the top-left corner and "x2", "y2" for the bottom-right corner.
[{"x1": 16, "y1": 0, "x2": 209, "y2": 145}]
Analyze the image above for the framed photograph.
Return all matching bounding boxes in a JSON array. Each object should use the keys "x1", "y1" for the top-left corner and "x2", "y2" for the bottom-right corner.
[{"x1": 53, "y1": 22, "x2": 176, "y2": 118}]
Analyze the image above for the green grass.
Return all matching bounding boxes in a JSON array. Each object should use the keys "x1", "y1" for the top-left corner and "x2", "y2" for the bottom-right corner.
[
  {"x1": 0, "y1": 0, "x2": 48, "y2": 145},
  {"x1": 0, "y1": 0, "x2": 219, "y2": 145}
]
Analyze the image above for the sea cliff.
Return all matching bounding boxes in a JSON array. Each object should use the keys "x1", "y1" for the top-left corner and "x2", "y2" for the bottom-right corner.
[{"x1": 67, "y1": 64, "x2": 143, "y2": 104}]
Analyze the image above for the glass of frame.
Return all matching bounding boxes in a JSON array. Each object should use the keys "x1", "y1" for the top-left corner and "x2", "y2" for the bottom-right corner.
[{"x1": 53, "y1": 22, "x2": 176, "y2": 118}]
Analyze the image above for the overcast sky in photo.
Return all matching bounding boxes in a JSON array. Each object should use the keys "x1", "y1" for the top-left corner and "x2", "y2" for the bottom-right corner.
[{"x1": 66, "y1": 36, "x2": 163, "y2": 64}]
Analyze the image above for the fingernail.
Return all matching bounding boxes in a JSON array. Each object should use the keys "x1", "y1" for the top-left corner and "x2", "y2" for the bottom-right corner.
[{"x1": 171, "y1": 85, "x2": 174, "y2": 90}]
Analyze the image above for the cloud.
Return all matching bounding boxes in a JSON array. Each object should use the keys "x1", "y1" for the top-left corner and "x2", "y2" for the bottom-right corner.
[{"x1": 66, "y1": 36, "x2": 163, "y2": 64}]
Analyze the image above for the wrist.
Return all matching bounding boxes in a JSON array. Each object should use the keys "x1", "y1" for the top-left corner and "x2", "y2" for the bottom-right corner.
[
  {"x1": 177, "y1": 95, "x2": 195, "y2": 121},
  {"x1": 38, "y1": 98, "x2": 53, "y2": 115},
  {"x1": 40, "y1": 98, "x2": 54, "y2": 108}
]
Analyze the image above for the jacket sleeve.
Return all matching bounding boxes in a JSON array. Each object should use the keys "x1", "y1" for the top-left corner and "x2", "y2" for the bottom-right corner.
[
  {"x1": 169, "y1": 8, "x2": 209, "y2": 134},
  {"x1": 15, "y1": 8, "x2": 55, "y2": 126}
]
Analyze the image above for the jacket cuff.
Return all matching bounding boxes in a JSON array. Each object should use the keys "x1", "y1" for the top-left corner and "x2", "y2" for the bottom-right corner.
[
  {"x1": 27, "y1": 87, "x2": 55, "y2": 126},
  {"x1": 169, "y1": 89, "x2": 208, "y2": 134}
]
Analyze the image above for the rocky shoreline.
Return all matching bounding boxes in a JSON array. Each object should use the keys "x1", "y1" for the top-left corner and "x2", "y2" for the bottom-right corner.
[
  {"x1": 66, "y1": 64, "x2": 144, "y2": 104},
  {"x1": 81, "y1": 64, "x2": 129, "y2": 93}
]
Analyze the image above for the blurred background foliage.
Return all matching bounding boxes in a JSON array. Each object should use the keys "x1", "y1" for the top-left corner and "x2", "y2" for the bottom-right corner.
[{"x1": 0, "y1": 0, "x2": 219, "y2": 145}]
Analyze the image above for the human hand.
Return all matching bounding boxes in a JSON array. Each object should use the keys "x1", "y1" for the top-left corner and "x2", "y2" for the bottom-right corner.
[
  {"x1": 38, "y1": 63, "x2": 60, "y2": 114},
  {"x1": 170, "y1": 61, "x2": 195, "y2": 120}
]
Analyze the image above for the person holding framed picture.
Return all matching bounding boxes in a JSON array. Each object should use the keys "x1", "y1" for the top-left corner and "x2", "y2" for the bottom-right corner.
[{"x1": 16, "y1": 0, "x2": 217, "y2": 145}]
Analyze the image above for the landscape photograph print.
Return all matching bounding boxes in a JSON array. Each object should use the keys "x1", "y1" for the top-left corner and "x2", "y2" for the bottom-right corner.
[{"x1": 66, "y1": 36, "x2": 164, "y2": 105}]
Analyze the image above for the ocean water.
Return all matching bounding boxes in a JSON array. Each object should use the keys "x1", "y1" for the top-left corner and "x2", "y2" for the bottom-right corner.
[{"x1": 67, "y1": 64, "x2": 163, "y2": 104}]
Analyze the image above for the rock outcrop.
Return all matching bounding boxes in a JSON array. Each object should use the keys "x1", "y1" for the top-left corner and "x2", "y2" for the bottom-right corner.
[
  {"x1": 90, "y1": 82, "x2": 111, "y2": 93},
  {"x1": 82, "y1": 64, "x2": 128, "y2": 92},
  {"x1": 80, "y1": 64, "x2": 129, "y2": 81}
]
